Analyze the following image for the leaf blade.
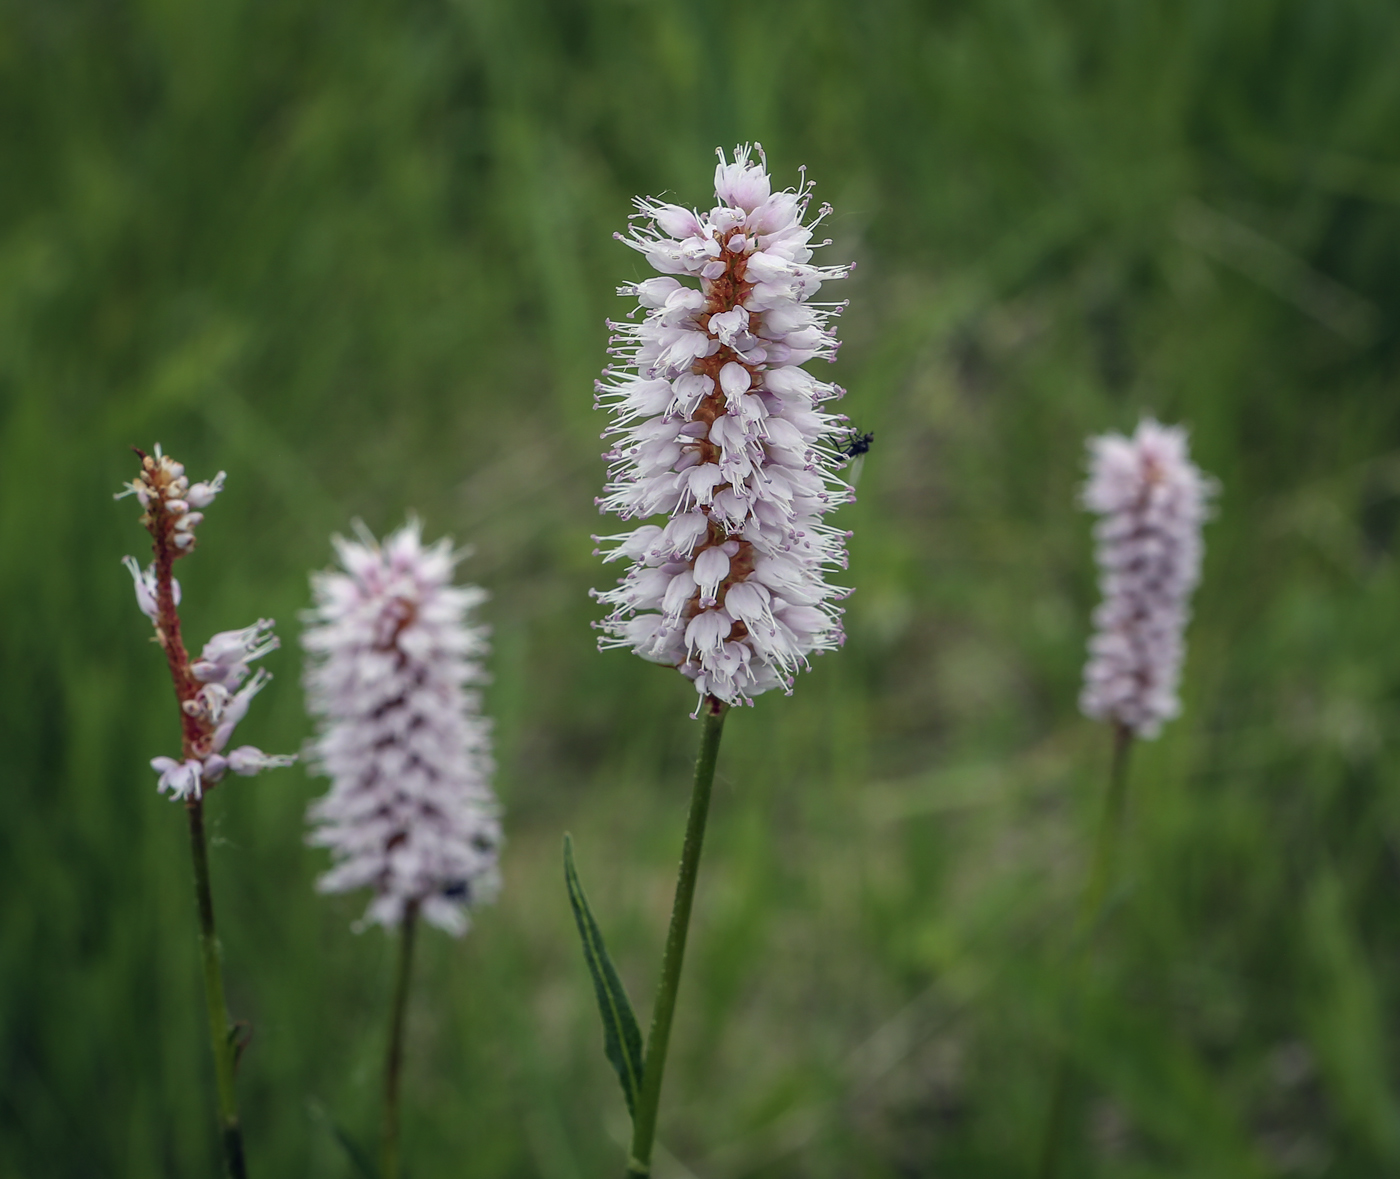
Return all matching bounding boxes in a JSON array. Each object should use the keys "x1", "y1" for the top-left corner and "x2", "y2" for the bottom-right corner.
[{"x1": 563, "y1": 833, "x2": 645, "y2": 1118}]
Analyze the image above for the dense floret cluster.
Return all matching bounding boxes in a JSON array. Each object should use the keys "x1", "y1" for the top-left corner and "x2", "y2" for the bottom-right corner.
[
  {"x1": 593, "y1": 145, "x2": 856, "y2": 708},
  {"x1": 1080, "y1": 419, "x2": 1215, "y2": 738},
  {"x1": 302, "y1": 521, "x2": 501, "y2": 935}
]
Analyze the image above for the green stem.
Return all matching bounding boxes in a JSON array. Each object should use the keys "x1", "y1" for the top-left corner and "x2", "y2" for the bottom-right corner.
[
  {"x1": 1036, "y1": 722, "x2": 1133, "y2": 1179},
  {"x1": 382, "y1": 900, "x2": 420, "y2": 1179},
  {"x1": 627, "y1": 696, "x2": 729, "y2": 1179},
  {"x1": 186, "y1": 798, "x2": 248, "y2": 1179}
]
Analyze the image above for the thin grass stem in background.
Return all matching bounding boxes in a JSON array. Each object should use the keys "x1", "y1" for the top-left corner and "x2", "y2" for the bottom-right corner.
[
  {"x1": 627, "y1": 697, "x2": 729, "y2": 1179},
  {"x1": 1036, "y1": 721, "x2": 1133, "y2": 1179},
  {"x1": 382, "y1": 899, "x2": 420, "y2": 1179}
]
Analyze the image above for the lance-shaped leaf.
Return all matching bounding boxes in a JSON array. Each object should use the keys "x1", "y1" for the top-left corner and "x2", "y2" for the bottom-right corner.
[{"x1": 564, "y1": 834, "x2": 645, "y2": 1118}]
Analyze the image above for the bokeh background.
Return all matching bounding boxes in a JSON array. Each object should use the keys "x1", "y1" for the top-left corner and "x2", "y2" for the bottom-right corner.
[{"x1": 6, "y1": 1, "x2": 1400, "y2": 1175}]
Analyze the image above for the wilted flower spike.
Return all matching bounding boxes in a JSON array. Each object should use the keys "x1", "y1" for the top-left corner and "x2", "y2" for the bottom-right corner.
[
  {"x1": 302, "y1": 519, "x2": 502, "y2": 936},
  {"x1": 119, "y1": 448, "x2": 293, "y2": 798},
  {"x1": 593, "y1": 144, "x2": 856, "y2": 708},
  {"x1": 1079, "y1": 419, "x2": 1216, "y2": 739}
]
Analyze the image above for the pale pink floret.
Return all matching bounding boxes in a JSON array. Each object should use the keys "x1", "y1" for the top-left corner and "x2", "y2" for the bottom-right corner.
[
  {"x1": 192, "y1": 620, "x2": 280, "y2": 688},
  {"x1": 592, "y1": 145, "x2": 856, "y2": 709},
  {"x1": 122, "y1": 555, "x2": 179, "y2": 621},
  {"x1": 302, "y1": 519, "x2": 501, "y2": 935},
  {"x1": 152, "y1": 756, "x2": 204, "y2": 801},
  {"x1": 1080, "y1": 419, "x2": 1216, "y2": 739}
]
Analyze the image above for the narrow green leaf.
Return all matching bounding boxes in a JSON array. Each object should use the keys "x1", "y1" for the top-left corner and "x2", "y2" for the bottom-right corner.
[{"x1": 563, "y1": 833, "x2": 645, "y2": 1118}]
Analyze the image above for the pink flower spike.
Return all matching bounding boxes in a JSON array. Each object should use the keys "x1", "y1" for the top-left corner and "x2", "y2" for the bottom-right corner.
[
  {"x1": 595, "y1": 145, "x2": 856, "y2": 708},
  {"x1": 303, "y1": 518, "x2": 502, "y2": 936},
  {"x1": 1079, "y1": 419, "x2": 1216, "y2": 739}
]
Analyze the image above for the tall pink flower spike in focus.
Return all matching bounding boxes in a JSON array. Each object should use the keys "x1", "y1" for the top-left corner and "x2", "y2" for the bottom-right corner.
[
  {"x1": 592, "y1": 144, "x2": 857, "y2": 711},
  {"x1": 574, "y1": 146, "x2": 861, "y2": 1179}
]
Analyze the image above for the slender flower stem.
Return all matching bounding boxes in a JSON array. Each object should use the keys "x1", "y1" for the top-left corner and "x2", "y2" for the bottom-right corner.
[
  {"x1": 186, "y1": 797, "x2": 248, "y2": 1179},
  {"x1": 627, "y1": 697, "x2": 729, "y2": 1179},
  {"x1": 1078, "y1": 723, "x2": 1134, "y2": 932},
  {"x1": 1036, "y1": 722, "x2": 1134, "y2": 1179},
  {"x1": 382, "y1": 900, "x2": 420, "y2": 1179}
]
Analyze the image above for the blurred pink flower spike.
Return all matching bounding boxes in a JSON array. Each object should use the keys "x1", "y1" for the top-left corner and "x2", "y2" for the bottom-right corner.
[
  {"x1": 1080, "y1": 418, "x2": 1217, "y2": 739},
  {"x1": 302, "y1": 518, "x2": 502, "y2": 937}
]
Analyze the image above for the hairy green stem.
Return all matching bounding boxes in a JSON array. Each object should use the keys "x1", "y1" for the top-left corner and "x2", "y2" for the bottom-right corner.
[
  {"x1": 627, "y1": 696, "x2": 729, "y2": 1179},
  {"x1": 187, "y1": 798, "x2": 248, "y2": 1179},
  {"x1": 382, "y1": 900, "x2": 420, "y2": 1179},
  {"x1": 1036, "y1": 722, "x2": 1133, "y2": 1179}
]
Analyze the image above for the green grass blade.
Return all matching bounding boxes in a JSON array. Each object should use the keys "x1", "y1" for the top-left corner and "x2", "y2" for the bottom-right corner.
[{"x1": 563, "y1": 834, "x2": 644, "y2": 1119}]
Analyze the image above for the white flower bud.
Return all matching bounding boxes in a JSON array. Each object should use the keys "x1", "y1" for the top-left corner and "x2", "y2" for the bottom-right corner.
[{"x1": 185, "y1": 472, "x2": 226, "y2": 509}]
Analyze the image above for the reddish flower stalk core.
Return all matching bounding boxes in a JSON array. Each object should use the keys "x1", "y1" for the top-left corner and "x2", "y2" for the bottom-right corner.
[{"x1": 134, "y1": 447, "x2": 204, "y2": 764}]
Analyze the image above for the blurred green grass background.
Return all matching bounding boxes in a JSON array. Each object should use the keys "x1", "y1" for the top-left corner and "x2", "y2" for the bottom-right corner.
[{"x1": 5, "y1": 0, "x2": 1400, "y2": 1175}]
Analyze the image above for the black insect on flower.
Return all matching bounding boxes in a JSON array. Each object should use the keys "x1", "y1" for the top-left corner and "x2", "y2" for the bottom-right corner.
[{"x1": 840, "y1": 430, "x2": 875, "y2": 462}]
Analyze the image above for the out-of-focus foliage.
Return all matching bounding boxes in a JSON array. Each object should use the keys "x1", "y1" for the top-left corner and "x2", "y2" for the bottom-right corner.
[{"x1": 4, "y1": 0, "x2": 1400, "y2": 1175}]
